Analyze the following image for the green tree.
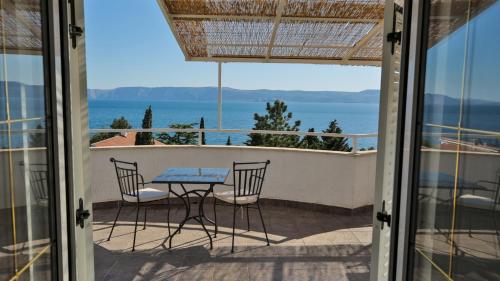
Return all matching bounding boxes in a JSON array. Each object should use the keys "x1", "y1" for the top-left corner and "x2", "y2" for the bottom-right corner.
[
  {"x1": 90, "y1": 117, "x2": 132, "y2": 144},
  {"x1": 299, "y1": 128, "x2": 322, "y2": 149},
  {"x1": 245, "y1": 100, "x2": 301, "y2": 148},
  {"x1": 157, "y1": 123, "x2": 198, "y2": 145},
  {"x1": 135, "y1": 106, "x2": 154, "y2": 145},
  {"x1": 321, "y1": 120, "x2": 351, "y2": 152},
  {"x1": 199, "y1": 117, "x2": 206, "y2": 145},
  {"x1": 226, "y1": 136, "x2": 232, "y2": 145}
]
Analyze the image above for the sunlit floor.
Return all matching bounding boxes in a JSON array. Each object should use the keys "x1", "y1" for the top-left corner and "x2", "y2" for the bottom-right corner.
[{"x1": 93, "y1": 202, "x2": 372, "y2": 281}]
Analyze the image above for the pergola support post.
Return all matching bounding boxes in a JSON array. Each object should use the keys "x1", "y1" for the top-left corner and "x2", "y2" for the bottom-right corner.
[{"x1": 217, "y1": 62, "x2": 222, "y2": 130}]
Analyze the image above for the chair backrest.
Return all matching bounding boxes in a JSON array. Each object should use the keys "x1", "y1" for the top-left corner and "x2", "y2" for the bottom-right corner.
[
  {"x1": 494, "y1": 171, "x2": 500, "y2": 204},
  {"x1": 110, "y1": 158, "x2": 140, "y2": 199},
  {"x1": 24, "y1": 163, "x2": 49, "y2": 203},
  {"x1": 232, "y1": 160, "x2": 270, "y2": 198}
]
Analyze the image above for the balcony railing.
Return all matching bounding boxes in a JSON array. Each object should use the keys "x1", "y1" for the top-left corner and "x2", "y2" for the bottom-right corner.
[{"x1": 89, "y1": 128, "x2": 378, "y2": 153}]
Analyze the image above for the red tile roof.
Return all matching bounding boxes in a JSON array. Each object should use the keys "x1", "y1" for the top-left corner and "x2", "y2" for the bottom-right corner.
[{"x1": 91, "y1": 132, "x2": 165, "y2": 147}]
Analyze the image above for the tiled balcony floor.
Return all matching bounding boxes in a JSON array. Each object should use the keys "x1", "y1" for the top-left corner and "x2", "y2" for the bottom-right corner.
[{"x1": 93, "y1": 203, "x2": 373, "y2": 281}]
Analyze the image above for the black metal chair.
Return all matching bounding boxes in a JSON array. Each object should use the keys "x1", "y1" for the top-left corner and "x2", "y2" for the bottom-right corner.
[
  {"x1": 22, "y1": 162, "x2": 49, "y2": 207},
  {"x1": 457, "y1": 173, "x2": 500, "y2": 237},
  {"x1": 108, "y1": 158, "x2": 170, "y2": 251},
  {"x1": 213, "y1": 160, "x2": 270, "y2": 252}
]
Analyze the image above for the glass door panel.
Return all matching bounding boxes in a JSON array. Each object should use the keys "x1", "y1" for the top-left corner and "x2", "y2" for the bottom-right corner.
[
  {"x1": 0, "y1": 0, "x2": 55, "y2": 280},
  {"x1": 411, "y1": 1, "x2": 500, "y2": 280}
]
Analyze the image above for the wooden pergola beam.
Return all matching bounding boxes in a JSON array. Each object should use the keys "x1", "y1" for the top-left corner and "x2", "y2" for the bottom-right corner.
[
  {"x1": 341, "y1": 21, "x2": 383, "y2": 62},
  {"x1": 266, "y1": 0, "x2": 287, "y2": 60},
  {"x1": 170, "y1": 14, "x2": 382, "y2": 23},
  {"x1": 189, "y1": 56, "x2": 381, "y2": 66}
]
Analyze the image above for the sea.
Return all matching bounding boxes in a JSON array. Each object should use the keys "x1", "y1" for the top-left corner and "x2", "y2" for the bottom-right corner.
[{"x1": 88, "y1": 100, "x2": 380, "y2": 148}]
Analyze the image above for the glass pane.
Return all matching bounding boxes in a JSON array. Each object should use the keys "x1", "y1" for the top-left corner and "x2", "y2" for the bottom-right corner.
[
  {"x1": 412, "y1": 1, "x2": 500, "y2": 280},
  {"x1": 0, "y1": 0, "x2": 53, "y2": 280}
]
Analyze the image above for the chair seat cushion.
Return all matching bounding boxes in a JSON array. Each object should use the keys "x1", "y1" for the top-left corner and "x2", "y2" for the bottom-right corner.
[
  {"x1": 37, "y1": 198, "x2": 49, "y2": 207},
  {"x1": 123, "y1": 188, "x2": 168, "y2": 203},
  {"x1": 214, "y1": 190, "x2": 258, "y2": 205},
  {"x1": 457, "y1": 194, "x2": 498, "y2": 210}
]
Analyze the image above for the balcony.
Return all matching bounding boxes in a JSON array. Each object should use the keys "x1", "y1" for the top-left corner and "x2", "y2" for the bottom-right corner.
[
  {"x1": 93, "y1": 199, "x2": 372, "y2": 281},
  {"x1": 90, "y1": 145, "x2": 376, "y2": 280}
]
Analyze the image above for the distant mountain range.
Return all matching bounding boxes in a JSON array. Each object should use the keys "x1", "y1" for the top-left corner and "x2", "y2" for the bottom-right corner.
[
  {"x1": 1, "y1": 82, "x2": 498, "y2": 106},
  {"x1": 87, "y1": 86, "x2": 500, "y2": 106},
  {"x1": 87, "y1": 87, "x2": 381, "y2": 104}
]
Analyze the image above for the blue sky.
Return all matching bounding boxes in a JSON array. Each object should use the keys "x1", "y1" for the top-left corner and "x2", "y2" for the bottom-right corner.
[
  {"x1": 425, "y1": 1, "x2": 500, "y2": 102},
  {"x1": 84, "y1": 0, "x2": 381, "y2": 91}
]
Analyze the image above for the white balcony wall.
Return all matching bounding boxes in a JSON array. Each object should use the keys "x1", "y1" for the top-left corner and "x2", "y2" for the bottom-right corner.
[
  {"x1": 89, "y1": 146, "x2": 377, "y2": 209},
  {"x1": 3, "y1": 148, "x2": 497, "y2": 210}
]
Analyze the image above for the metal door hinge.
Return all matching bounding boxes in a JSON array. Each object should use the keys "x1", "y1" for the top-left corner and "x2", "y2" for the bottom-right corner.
[
  {"x1": 69, "y1": 24, "x2": 83, "y2": 38},
  {"x1": 376, "y1": 200, "x2": 391, "y2": 229},
  {"x1": 387, "y1": 3, "x2": 403, "y2": 55},
  {"x1": 69, "y1": 24, "x2": 83, "y2": 48},
  {"x1": 76, "y1": 198, "x2": 90, "y2": 228},
  {"x1": 387, "y1": 31, "x2": 401, "y2": 55},
  {"x1": 68, "y1": 0, "x2": 83, "y2": 49},
  {"x1": 387, "y1": 31, "x2": 401, "y2": 45}
]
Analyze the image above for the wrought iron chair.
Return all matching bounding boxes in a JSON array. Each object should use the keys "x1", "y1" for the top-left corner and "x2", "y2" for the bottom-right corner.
[
  {"x1": 457, "y1": 172, "x2": 500, "y2": 237},
  {"x1": 213, "y1": 160, "x2": 270, "y2": 252},
  {"x1": 108, "y1": 158, "x2": 170, "y2": 251},
  {"x1": 21, "y1": 162, "x2": 49, "y2": 207}
]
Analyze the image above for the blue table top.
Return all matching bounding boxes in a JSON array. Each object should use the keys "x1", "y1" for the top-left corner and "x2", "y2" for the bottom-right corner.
[{"x1": 152, "y1": 167, "x2": 230, "y2": 184}]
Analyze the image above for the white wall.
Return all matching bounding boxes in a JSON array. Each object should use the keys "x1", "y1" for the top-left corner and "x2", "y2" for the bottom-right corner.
[{"x1": 90, "y1": 146, "x2": 378, "y2": 209}]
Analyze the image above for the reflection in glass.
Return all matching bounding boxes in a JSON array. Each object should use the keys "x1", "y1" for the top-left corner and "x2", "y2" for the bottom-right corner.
[
  {"x1": 0, "y1": 0, "x2": 53, "y2": 280},
  {"x1": 412, "y1": 1, "x2": 500, "y2": 280}
]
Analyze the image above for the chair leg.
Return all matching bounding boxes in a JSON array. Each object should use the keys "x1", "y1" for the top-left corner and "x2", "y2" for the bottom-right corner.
[
  {"x1": 132, "y1": 205, "x2": 140, "y2": 251},
  {"x1": 143, "y1": 207, "x2": 147, "y2": 230},
  {"x1": 231, "y1": 204, "x2": 236, "y2": 253},
  {"x1": 257, "y1": 202, "x2": 270, "y2": 246},
  {"x1": 468, "y1": 209, "x2": 473, "y2": 238},
  {"x1": 246, "y1": 205, "x2": 250, "y2": 231},
  {"x1": 107, "y1": 202, "x2": 122, "y2": 241},
  {"x1": 167, "y1": 197, "x2": 171, "y2": 237},
  {"x1": 213, "y1": 198, "x2": 218, "y2": 237}
]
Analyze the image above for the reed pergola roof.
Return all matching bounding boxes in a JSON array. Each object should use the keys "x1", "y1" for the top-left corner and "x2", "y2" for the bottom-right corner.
[
  {"x1": 0, "y1": 0, "x2": 42, "y2": 55},
  {"x1": 157, "y1": 0, "x2": 386, "y2": 66}
]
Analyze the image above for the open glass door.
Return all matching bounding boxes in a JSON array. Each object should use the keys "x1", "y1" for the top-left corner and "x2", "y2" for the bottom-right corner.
[
  {"x1": 1, "y1": 0, "x2": 93, "y2": 279},
  {"x1": 0, "y1": 0, "x2": 72, "y2": 279},
  {"x1": 400, "y1": 0, "x2": 500, "y2": 280},
  {"x1": 371, "y1": 0, "x2": 406, "y2": 280}
]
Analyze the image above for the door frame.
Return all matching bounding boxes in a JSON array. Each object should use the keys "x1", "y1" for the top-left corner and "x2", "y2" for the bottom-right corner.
[
  {"x1": 43, "y1": 0, "x2": 72, "y2": 279},
  {"x1": 393, "y1": 0, "x2": 430, "y2": 279},
  {"x1": 44, "y1": 0, "x2": 94, "y2": 279}
]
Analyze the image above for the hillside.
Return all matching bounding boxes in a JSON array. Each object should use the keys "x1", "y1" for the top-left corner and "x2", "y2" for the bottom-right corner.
[{"x1": 87, "y1": 86, "x2": 381, "y2": 104}]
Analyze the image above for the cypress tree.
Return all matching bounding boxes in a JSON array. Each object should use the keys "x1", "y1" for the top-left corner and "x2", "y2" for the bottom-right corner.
[
  {"x1": 135, "y1": 106, "x2": 154, "y2": 145},
  {"x1": 200, "y1": 117, "x2": 206, "y2": 145}
]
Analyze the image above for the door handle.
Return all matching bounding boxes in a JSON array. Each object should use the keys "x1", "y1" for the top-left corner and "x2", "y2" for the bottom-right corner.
[
  {"x1": 76, "y1": 198, "x2": 90, "y2": 228},
  {"x1": 376, "y1": 200, "x2": 391, "y2": 229}
]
